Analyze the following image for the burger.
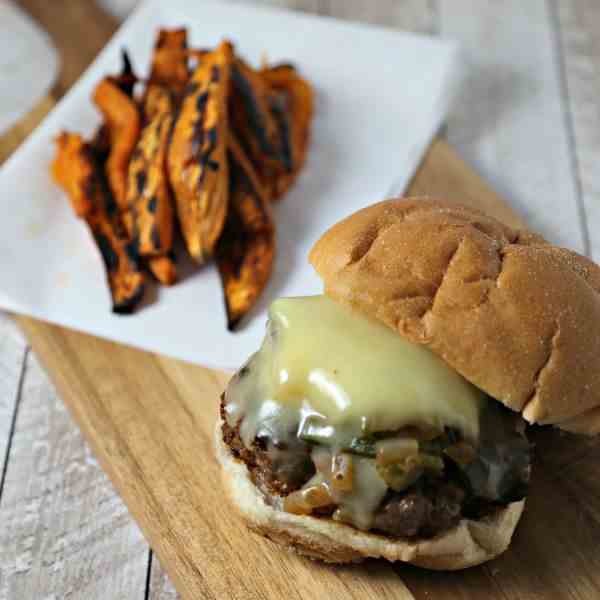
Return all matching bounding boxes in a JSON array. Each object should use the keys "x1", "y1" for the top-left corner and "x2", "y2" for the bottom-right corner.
[{"x1": 216, "y1": 198, "x2": 600, "y2": 570}]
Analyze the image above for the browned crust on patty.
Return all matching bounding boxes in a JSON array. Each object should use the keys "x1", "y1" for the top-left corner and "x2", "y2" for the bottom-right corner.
[
  {"x1": 216, "y1": 422, "x2": 526, "y2": 569},
  {"x1": 220, "y1": 401, "x2": 302, "y2": 496}
]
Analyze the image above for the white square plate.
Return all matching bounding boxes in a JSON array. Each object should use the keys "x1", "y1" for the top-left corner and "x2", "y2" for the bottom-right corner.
[{"x1": 0, "y1": 0, "x2": 458, "y2": 369}]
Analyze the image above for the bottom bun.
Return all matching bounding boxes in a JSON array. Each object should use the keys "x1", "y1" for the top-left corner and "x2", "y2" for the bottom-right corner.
[{"x1": 215, "y1": 421, "x2": 525, "y2": 570}]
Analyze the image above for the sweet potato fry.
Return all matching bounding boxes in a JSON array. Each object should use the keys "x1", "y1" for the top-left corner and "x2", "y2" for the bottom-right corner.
[
  {"x1": 88, "y1": 209, "x2": 146, "y2": 313},
  {"x1": 127, "y1": 86, "x2": 175, "y2": 258},
  {"x1": 140, "y1": 87, "x2": 179, "y2": 284},
  {"x1": 146, "y1": 254, "x2": 177, "y2": 285},
  {"x1": 148, "y1": 28, "x2": 189, "y2": 95},
  {"x1": 52, "y1": 132, "x2": 145, "y2": 313},
  {"x1": 216, "y1": 136, "x2": 274, "y2": 331},
  {"x1": 260, "y1": 63, "x2": 314, "y2": 200},
  {"x1": 52, "y1": 132, "x2": 94, "y2": 217},
  {"x1": 93, "y1": 78, "x2": 141, "y2": 211},
  {"x1": 97, "y1": 52, "x2": 178, "y2": 285},
  {"x1": 229, "y1": 58, "x2": 291, "y2": 201},
  {"x1": 167, "y1": 40, "x2": 233, "y2": 262},
  {"x1": 110, "y1": 50, "x2": 137, "y2": 97}
]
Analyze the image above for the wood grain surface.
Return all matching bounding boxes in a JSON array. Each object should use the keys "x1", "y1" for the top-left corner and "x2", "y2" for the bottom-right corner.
[
  {"x1": 1, "y1": 1, "x2": 599, "y2": 598},
  {"x1": 0, "y1": 316, "x2": 27, "y2": 496},
  {"x1": 13, "y1": 137, "x2": 600, "y2": 600},
  {"x1": 440, "y1": 0, "x2": 585, "y2": 253},
  {"x1": 0, "y1": 351, "x2": 148, "y2": 600},
  {"x1": 553, "y1": 0, "x2": 600, "y2": 262}
]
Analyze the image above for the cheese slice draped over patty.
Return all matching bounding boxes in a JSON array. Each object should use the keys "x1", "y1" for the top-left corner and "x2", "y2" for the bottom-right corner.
[{"x1": 225, "y1": 296, "x2": 487, "y2": 447}]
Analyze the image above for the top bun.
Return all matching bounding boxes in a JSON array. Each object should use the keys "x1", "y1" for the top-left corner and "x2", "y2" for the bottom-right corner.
[{"x1": 310, "y1": 198, "x2": 600, "y2": 435}]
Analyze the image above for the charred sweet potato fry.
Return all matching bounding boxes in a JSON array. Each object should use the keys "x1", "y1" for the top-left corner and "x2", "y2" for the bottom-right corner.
[
  {"x1": 92, "y1": 52, "x2": 177, "y2": 285},
  {"x1": 148, "y1": 29, "x2": 189, "y2": 95},
  {"x1": 50, "y1": 33, "x2": 312, "y2": 325},
  {"x1": 216, "y1": 136, "x2": 275, "y2": 331},
  {"x1": 167, "y1": 40, "x2": 233, "y2": 262},
  {"x1": 140, "y1": 89, "x2": 179, "y2": 285},
  {"x1": 260, "y1": 64, "x2": 314, "y2": 200},
  {"x1": 110, "y1": 50, "x2": 137, "y2": 97},
  {"x1": 127, "y1": 87, "x2": 175, "y2": 258},
  {"x1": 93, "y1": 78, "x2": 141, "y2": 211},
  {"x1": 146, "y1": 254, "x2": 177, "y2": 286},
  {"x1": 229, "y1": 58, "x2": 291, "y2": 200},
  {"x1": 88, "y1": 210, "x2": 146, "y2": 313},
  {"x1": 52, "y1": 132, "x2": 145, "y2": 313}
]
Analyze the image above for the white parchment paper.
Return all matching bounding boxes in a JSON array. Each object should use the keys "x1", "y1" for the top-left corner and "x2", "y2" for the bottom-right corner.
[{"x1": 0, "y1": 0, "x2": 459, "y2": 369}]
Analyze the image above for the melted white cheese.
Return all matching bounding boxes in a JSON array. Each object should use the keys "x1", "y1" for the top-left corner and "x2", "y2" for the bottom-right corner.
[{"x1": 225, "y1": 295, "x2": 486, "y2": 446}]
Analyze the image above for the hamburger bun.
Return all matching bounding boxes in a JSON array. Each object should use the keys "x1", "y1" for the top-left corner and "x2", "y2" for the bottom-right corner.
[{"x1": 310, "y1": 198, "x2": 600, "y2": 434}]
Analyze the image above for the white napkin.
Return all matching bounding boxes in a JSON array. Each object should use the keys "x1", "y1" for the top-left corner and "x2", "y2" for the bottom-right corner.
[
  {"x1": 0, "y1": 0, "x2": 459, "y2": 369},
  {"x1": 0, "y1": 0, "x2": 58, "y2": 135}
]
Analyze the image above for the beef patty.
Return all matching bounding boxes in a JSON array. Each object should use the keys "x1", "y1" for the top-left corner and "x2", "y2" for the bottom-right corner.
[{"x1": 220, "y1": 400, "x2": 530, "y2": 539}]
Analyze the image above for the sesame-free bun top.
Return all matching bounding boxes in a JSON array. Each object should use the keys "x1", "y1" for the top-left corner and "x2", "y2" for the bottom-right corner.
[{"x1": 309, "y1": 198, "x2": 600, "y2": 435}]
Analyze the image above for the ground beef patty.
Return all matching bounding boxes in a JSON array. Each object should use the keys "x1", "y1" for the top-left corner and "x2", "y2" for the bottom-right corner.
[
  {"x1": 221, "y1": 402, "x2": 314, "y2": 496},
  {"x1": 221, "y1": 401, "x2": 521, "y2": 539},
  {"x1": 373, "y1": 483, "x2": 466, "y2": 538}
]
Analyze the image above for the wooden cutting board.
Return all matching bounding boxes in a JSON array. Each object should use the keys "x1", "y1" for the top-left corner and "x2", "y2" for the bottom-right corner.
[
  {"x1": 5, "y1": 2, "x2": 600, "y2": 599},
  {"x1": 11, "y1": 140, "x2": 600, "y2": 600}
]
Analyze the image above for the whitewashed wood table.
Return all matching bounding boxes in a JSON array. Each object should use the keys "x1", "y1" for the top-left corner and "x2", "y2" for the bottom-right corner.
[{"x1": 1, "y1": 0, "x2": 599, "y2": 598}]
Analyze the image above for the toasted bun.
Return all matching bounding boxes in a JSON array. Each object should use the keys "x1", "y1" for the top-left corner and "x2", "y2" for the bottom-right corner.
[
  {"x1": 309, "y1": 198, "x2": 600, "y2": 435},
  {"x1": 216, "y1": 422, "x2": 524, "y2": 569}
]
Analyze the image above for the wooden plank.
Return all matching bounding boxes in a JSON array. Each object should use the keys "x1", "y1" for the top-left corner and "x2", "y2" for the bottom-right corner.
[
  {"x1": 439, "y1": 0, "x2": 586, "y2": 253},
  {"x1": 0, "y1": 315, "x2": 27, "y2": 495},
  {"x1": 150, "y1": 553, "x2": 179, "y2": 600},
  {"x1": 552, "y1": 0, "x2": 600, "y2": 260},
  {"x1": 16, "y1": 137, "x2": 600, "y2": 600},
  {"x1": 0, "y1": 350, "x2": 149, "y2": 600},
  {"x1": 10, "y1": 139, "x2": 600, "y2": 600}
]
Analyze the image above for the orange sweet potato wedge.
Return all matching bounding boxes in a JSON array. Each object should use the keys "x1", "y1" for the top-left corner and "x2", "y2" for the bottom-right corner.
[
  {"x1": 52, "y1": 132, "x2": 145, "y2": 313},
  {"x1": 145, "y1": 254, "x2": 177, "y2": 286},
  {"x1": 51, "y1": 132, "x2": 94, "y2": 218},
  {"x1": 128, "y1": 30, "x2": 190, "y2": 285},
  {"x1": 167, "y1": 40, "x2": 233, "y2": 263},
  {"x1": 95, "y1": 51, "x2": 178, "y2": 286},
  {"x1": 216, "y1": 136, "x2": 275, "y2": 331},
  {"x1": 127, "y1": 86, "x2": 175, "y2": 259},
  {"x1": 148, "y1": 28, "x2": 189, "y2": 95},
  {"x1": 259, "y1": 63, "x2": 314, "y2": 200},
  {"x1": 229, "y1": 57, "x2": 290, "y2": 198},
  {"x1": 93, "y1": 77, "x2": 142, "y2": 211}
]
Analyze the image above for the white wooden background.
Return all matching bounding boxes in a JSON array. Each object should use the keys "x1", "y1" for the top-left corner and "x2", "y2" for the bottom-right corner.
[{"x1": 1, "y1": 0, "x2": 599, "y2": 597}]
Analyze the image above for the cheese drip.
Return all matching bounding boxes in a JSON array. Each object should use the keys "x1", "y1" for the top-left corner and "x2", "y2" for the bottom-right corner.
[{"x1": 224, "y1": 295, "x2": 486, "y2": 447}]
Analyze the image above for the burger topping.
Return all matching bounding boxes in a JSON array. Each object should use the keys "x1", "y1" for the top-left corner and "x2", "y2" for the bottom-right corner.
[
  {"x1": 222, "y1": 296, "x2": 530, "y2": 537},
  {"x1": 224, "y1": 295, "x2": 486, "y2": 446}
]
